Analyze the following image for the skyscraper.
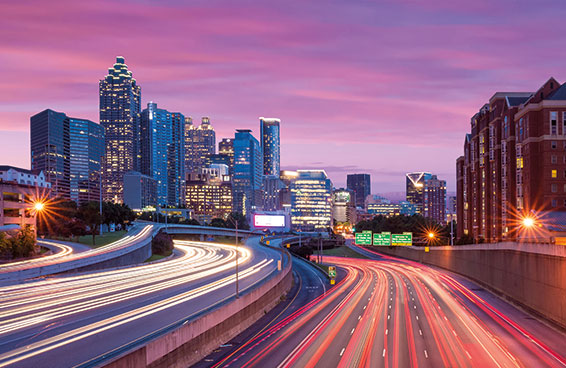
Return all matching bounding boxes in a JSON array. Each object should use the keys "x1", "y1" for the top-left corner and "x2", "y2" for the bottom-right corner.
[
  {"x1": 185, "y1": 117, "x2": 216, "y2": 175},
  {"x1": 233, "y1": 129, "x2": 263, "y2": 215},
  {"x1": 260, "y1": 118, "x2": 282, "y2": 211},
  {"x1": 290, "y1": 170, "x2": 333, "y2": 232},
  {"x1": 99, "y1": 56, "x2": 141, "y2": 203},
  {"x1": 406, "y1": 172, "x2": 446, "y2": 223},
  {"x1": 347, "y1": 173, "x2": 371, "y2": 208},
  {"x1": 68, "y1": 117, "x2": 105, "y2": 203},
  {"x1": 140, "y1": 102, "x2": 185, "y2": 207},
  {"x1": 31, "y1": 109, "x2": 104, "y2": 203},
  {"x1": 30, "y1": 109, "x2": 70, "y2": 199},
  {"x1": 260, "y1": 117, "x2": 280, "y2": 176}
]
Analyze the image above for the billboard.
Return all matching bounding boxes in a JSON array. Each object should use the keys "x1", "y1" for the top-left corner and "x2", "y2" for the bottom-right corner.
[
  {"x1": 391, "y1": 232, "x2": 412, "y2": 246},
  {"x1": 373, "y1": 232, "x2": 391, "y2": 246},
  {"x1": 254, "y1": 214, "x2": 286, "y2": 228},
  {"x1": 355, "y1": 231, "x2": 372, "y2": 245}
]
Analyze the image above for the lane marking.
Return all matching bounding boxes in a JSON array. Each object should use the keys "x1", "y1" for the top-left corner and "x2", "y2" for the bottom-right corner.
[
  {"x1": 351, "y1": 328, "x2": 355, "y2": 335},
  {"x1": 386, "y1": 329, "x2": 388, "y2": 335},
  {"x1": 424, "y1": 350, "x2": 429, "y2": 358},
  {"x1": 419, "y1": 329, "x2": 422, "y2": 336},
  {"x1": 358, "y1": 315, "x2": 361, "y2": 320},
  {"x1": 383, "y1": 349, "x2": 386, "y2": 357},
  {"x1": 340, "y1": 348, "x2": 345, "y2": 356}
]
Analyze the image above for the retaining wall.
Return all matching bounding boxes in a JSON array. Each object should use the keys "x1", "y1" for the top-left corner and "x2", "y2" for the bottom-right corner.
[{"x1": 374, "y1": 245, "x2": 566, "y2": 329}]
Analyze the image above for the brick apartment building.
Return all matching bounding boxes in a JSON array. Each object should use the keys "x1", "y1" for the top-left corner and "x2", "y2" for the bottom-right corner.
[{"x1": 457, "y1": 77, "x2": 566, "y2": 242}]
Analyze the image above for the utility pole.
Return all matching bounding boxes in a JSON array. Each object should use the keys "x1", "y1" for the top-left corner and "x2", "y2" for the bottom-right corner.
[
  {"x1": 450, "y1": 219, "x2": 454, "y2": 246},
  {"x1": 235, "y1": 217, "x2": 239, "y2": 299},
  {"x1": 99, "y1": 174, "x2": 103, "y2": 235}
]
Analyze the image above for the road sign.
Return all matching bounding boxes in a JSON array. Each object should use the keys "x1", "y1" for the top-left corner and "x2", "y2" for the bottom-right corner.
[
  {"x1": 373, "y1": 232, "x2": 391, "y2": 246},
  {"x1": 425, "y1": 246, "x2": 429, "y2": 252},
  {"x1": 355, "y1": 231, "x2": 372, "y2": 245},
  {"x1": 391, "y1": 232, "x2": 412, "y2": 246},
  {"x1": 328, "y1": 266, "x2": 336, "y2": 278}
]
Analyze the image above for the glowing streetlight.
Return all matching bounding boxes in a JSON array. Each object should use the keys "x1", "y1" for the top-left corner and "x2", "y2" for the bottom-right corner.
[
  {"x1": 522, "y1": 217, "x2": 535, "y2": 228},
  {"x1": 428, "y1": 232, "x2": 435, "y2": 239},
  {"x1": 33, "y1": 202, "x2": 45, "y2": 212}
]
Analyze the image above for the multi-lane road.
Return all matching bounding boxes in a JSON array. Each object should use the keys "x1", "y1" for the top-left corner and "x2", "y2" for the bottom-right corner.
[
  {"x1": 0, "y1": 237, "x2": 282, "y2": 367},
  {"x1": 210, "y1": 244, "x2": 566, "y2": 368}
]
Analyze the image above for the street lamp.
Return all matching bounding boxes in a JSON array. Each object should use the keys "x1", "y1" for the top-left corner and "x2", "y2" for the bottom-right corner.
[
  {"x1": 522, "y1": 217, "x2": 535, "y2": 228},
  {"x1": 226, "y1": 215, "x2": 240, "y2": 299},
  {"x1": 33, "y1": 202, "x2": 45, "y2": 212},
  {"x1": 428, "y1": 232, "x2": 435, "y2": 239}
]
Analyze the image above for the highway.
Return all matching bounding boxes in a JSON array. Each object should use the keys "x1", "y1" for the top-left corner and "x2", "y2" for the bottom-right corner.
[
  {"x1": 213, "y1": 244, "x2": 566, "y2": 368},
  {"x1": 0, "y1": 223, "x2": 156, "y2": 282},
  {"x1": 0, "y1": 237, "x2": 282, "y2": 367}
]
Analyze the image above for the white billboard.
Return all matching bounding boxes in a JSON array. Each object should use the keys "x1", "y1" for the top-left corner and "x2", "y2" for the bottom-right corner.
[{"x1": 254, "y1": 214, "x2": 286, "y2": 228}]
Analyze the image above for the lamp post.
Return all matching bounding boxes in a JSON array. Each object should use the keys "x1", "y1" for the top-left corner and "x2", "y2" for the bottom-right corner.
[{"x1": 226, "y1": 214, "x2": 240, "y2": 299}]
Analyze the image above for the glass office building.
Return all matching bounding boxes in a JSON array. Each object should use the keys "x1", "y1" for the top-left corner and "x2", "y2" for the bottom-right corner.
[
  {"x1": 233, "y1": 129, "x2": 263, "y2": 215},
  {"x1": 290, "y1": 170, "x2": 333, "y2": 232},
  {"x1": 99, "y1": 56, "x2": 141, "y2": 203},
  {"x1": 260, "y1": 117, "x2": 280, "y2": 176},
  {"x1": 140, "y1": 102, "x2": 185, "y2": 207},
  {"x1": 347, "y1": 173, "x2": 371, "y2": 208},
  {"x1": 185, "y1": 117, "x2": 216, "y2": 175}
]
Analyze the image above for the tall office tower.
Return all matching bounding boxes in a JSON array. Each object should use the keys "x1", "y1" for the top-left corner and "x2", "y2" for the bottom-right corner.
[
  {"x1": 218, "y1": 138, "x2": 234, "y2": 175},
  {"x1": 260, "y1": 118, "x2": 281, "y2": 211},
  {"x1": 347, "y1": 173, "x2": 371, "y2": 208},
  {"x1": 185, "y1": 117, "x2": 216, "y2": 175},
  {"x1": 68, "y1": 117, "x2": 105, "y2": 203},
  {"x1": 290, "y1": 170, "x2": 333, "y2": 232},
  {"x1": 406, "y1": 172, "x2": 446, "y2": 223},
  {"x1": 260, "y1": 117, "x2": 280, "y2": 175},
  {"x1": 99, "y1": 56, "x2": 141, "y2": 203},
  {"x1": 233, "y1": 129, "x2": 263, "y2": 215},
  {"x1": 140, "y1": 102, "x2": 185, "y2": 207},
  {"x1": 31, "y1": 110, "x2": 104, "y2": 203},
  {"x1": 123, "y1": 171, "x2": 158, "y2": 210},
  {"x1": 457, "y1": 78, "x2": 566, "y2": 242},
  {"x1": 278, "y1": 170, "x2": 298, "y2": 210},
  {"x1": 30, "y1": 109, "x2": 70, "y2": 199}
]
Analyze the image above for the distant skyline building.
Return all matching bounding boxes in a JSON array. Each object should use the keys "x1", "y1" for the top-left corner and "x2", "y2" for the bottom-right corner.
[
  {"x1": 30, "y1": 109, "x2": 104, "y2": 203},
  {"x1": 99, "y1": 56, "x2": 141, "y2": 203},
  {"x1": 68, "y1": 117, "x2": 105, "y2": 203},
  {"x1": 365, "y1": 195, "x2": 418, "y2": 217},
  {"x1": 347, "y1": 174, "x2": 371, "y2": 208},
  {"x1": 219, "y1": 138, "x2": 235, "y2": 175},
  {"x1": 185, "y1": 172, "x2": 232, "y2": 222},
  {"x1": 140, "y1": 102, "x2": 185, "y2": 207},
  {"x1": 185, "y1": 117, "x2": 216, "y2": 175},
  {"x1": 30, "y1": 109, "x2": 69, "y2": 199},
  {"x1": 332, "y1": 188, "x2": 357, "y2": 226},
  {"x1": 260, "y1": 117, "x2": 280, "y2": 176},
  {"x1": 233, "y1": 129, "x2": 263, "y2": 215},
  {"x1": 406, "y1": 172, "x2": 446, "y2": 224},
  {"x1": 290, "y1": 170, "x2": 333, "y2": 232},
  {"x1": 123, "y1": 171, "x2": 157, "y2": 210}
]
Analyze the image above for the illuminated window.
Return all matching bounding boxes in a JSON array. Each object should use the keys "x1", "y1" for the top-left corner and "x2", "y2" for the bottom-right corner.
[{"x1": 552, "y1": 169, "x2": 557, "y2": 178}]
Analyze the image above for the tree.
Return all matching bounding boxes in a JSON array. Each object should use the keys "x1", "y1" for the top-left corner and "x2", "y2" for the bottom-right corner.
[
  {"x1": 78, "y1": 201, "x2": 101, "y2": 245},
  {"x1": 210, "y1": 218, "x2": 227, "y2": 228},
  {"x1": 226, "y1": 212, "x2": 249, "y2": 230}
]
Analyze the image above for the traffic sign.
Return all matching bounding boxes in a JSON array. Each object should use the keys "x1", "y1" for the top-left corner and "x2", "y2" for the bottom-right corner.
[
  {"x1": 373, "y1": 232, "x2": 391, "y2": 246},
  {"x1": 328, "y1": 266, "x2": 336, "y2": 279},
  {"x1": 355, "y1": 231, "x2": 372, "y2": 245},
  {"x1": 391, "y1": 232, "x2": 412, "y2": 246}
]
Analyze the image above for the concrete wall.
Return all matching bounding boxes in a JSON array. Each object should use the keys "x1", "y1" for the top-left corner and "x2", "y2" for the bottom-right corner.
[
  {"x1": 104, "y1": 249, "x2": 293, "y2": 368},
  {"x1": 374, "y1": 246, "x2": 566, "y2": 329}
]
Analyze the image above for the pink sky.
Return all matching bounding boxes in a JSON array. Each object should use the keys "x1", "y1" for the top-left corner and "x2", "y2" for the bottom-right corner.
[{"x1": 1, "y1": 0, "x2": 566, "y2": 193}]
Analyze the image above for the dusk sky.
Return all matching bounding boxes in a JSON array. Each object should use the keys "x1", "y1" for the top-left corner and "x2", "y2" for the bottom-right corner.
[{"x1": 2, "y1": 0, "x2": 566, "y2": 195}]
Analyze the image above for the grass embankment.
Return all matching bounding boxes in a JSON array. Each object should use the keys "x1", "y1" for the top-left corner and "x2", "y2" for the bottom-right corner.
[
  {"x1": 321, "y1": 246, "x2": 369, "y2": 259},
  {"x1": 49, "y1": 230, "x2": 127, "y2": 248},
  {"x1": 144, "y1": 250, "x2": 173, "y2": 262}
]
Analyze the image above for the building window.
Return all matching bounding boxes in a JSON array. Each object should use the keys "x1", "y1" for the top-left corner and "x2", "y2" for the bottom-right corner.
[
  {"x1": 552, "y1": 169, "x2": 558, "y2": 178},
  {"x1": 552, "y1": 183, "x2": 558, "y2": 193},
  {"x1": 552, "y1": 141, "x2": 557, "y2": 149},
  {"x1": 552, "y1": 155, "x2": 557, "y2": 164},
  {"x1": 564, "y1": 183, "x2": 566, "y2": 192},
  {"x1": 563, "y1": 112, "x2": 566, "y2": 136},
  {"x1": 551, "y1": 111, "x2": 558, "y2": 135},
  {"x1": 552, "y1": 199, "x2": 557, "y2": 207}
]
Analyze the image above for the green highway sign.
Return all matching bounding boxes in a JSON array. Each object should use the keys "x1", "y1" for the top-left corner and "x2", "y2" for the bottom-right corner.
[
  {"x1": 391, "y1": 232, "x2": 413, "y2": 246},
  {"x1": 373, "y1": 232, "x2": 391, "y2": 246},
  {"x1": 328, "y1": 266, "x2": 336, "y2": 278},
  {"x1": 355, "y1": 231, "x2": 372, "y2": 245}
]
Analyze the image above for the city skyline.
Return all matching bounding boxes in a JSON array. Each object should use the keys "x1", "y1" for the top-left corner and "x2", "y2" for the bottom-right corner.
[{"x1": 2, "y1": 1, "x2": 566, "y2": 193}]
